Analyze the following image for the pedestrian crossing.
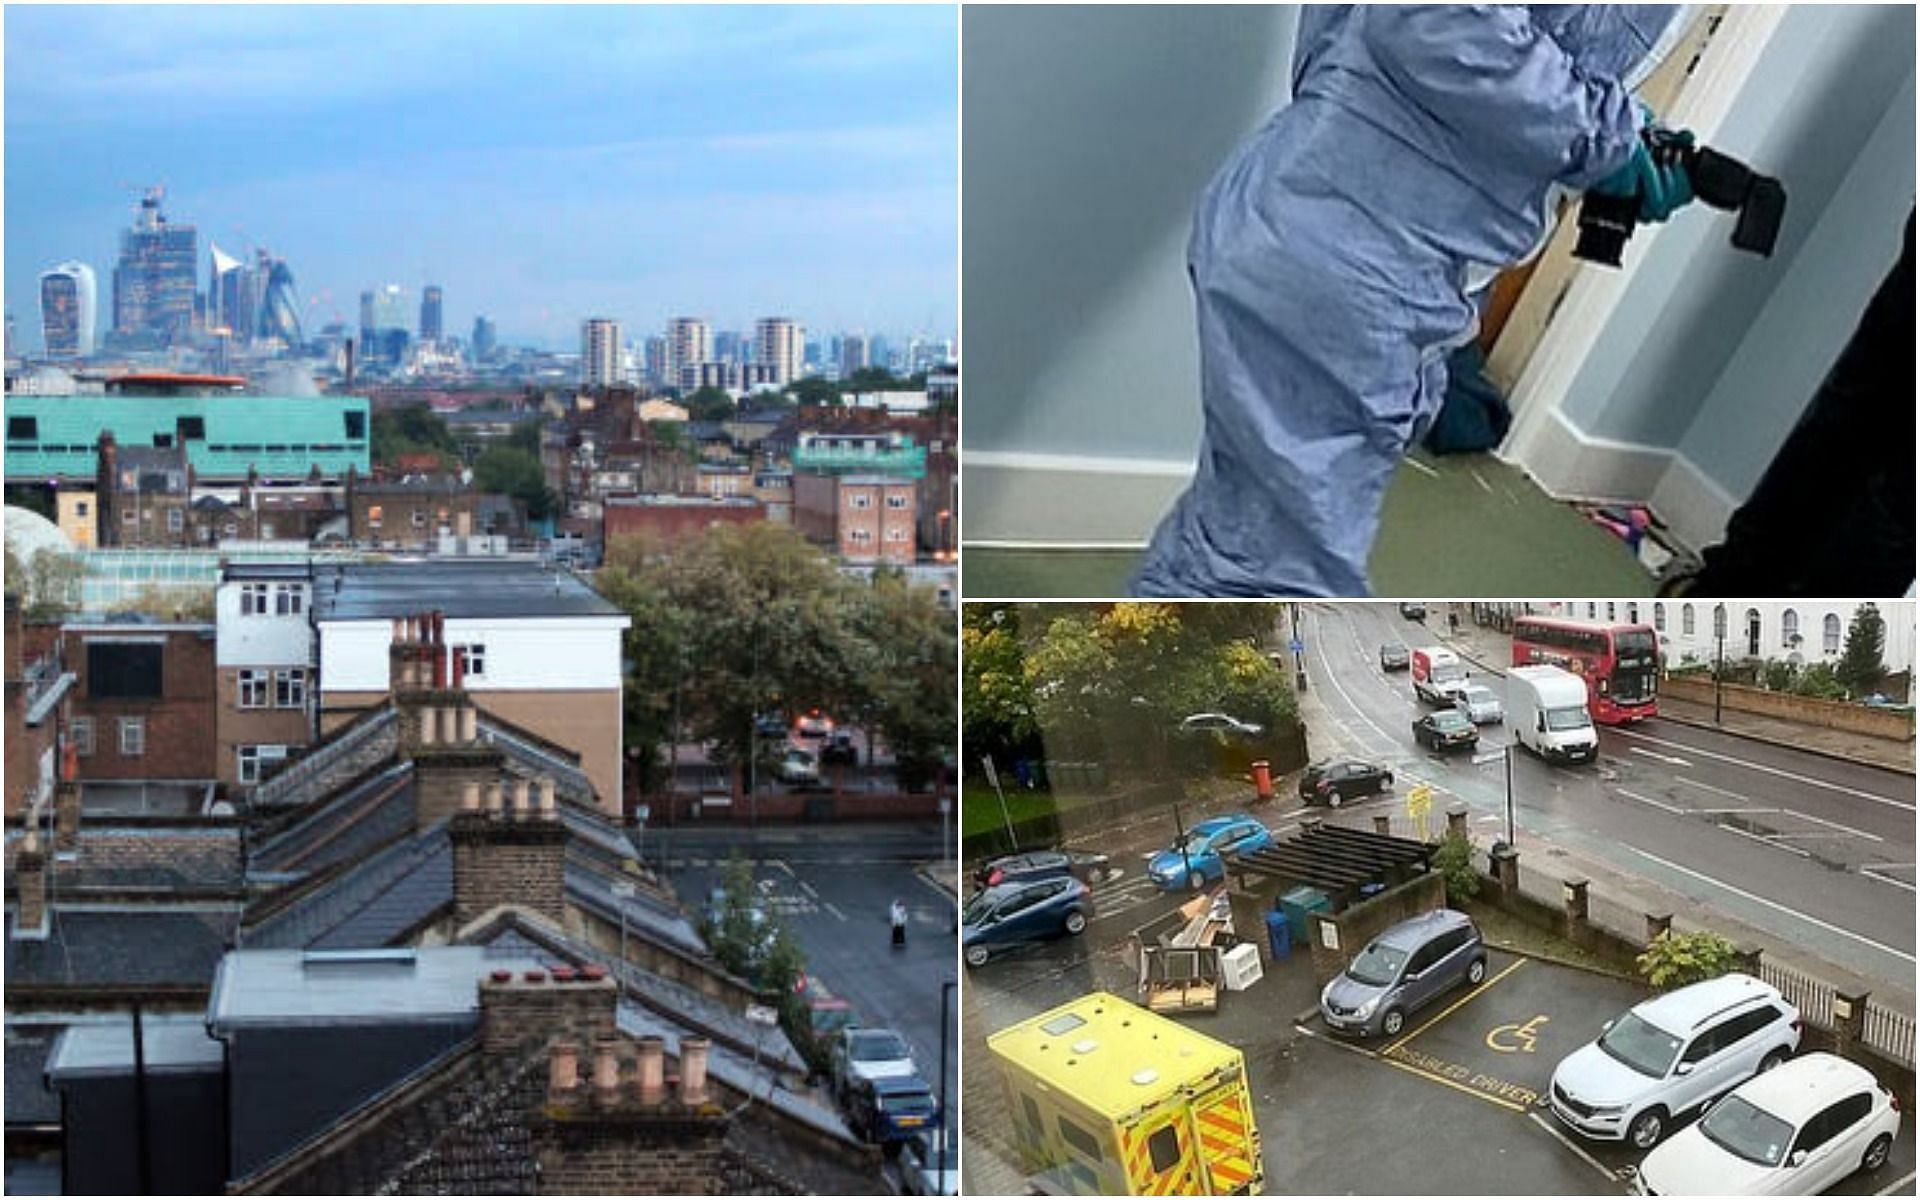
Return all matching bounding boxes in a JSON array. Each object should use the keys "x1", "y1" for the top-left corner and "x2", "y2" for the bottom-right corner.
[{"x1": 1088, "y1": 868, "x2": 1175, "y2": 923}]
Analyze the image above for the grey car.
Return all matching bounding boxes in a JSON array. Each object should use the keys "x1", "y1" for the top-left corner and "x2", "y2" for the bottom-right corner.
[{"x1": 1319, "y1": 909, "x2": 1487, "y2": 1038}]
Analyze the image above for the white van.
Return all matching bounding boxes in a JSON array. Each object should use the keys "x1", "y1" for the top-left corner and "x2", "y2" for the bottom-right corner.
[
  {"x1": 1509, "y1": 665, "x2": 1598, "y2": 763},
  {"x1": 1410, "y1": 647, "x2": 1469, "y2": 704}
]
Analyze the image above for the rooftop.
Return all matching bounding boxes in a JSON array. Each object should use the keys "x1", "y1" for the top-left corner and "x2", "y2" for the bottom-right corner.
[
  {"x1": 46, "y1": 1013, "x2": 225, "y2": 1079},
  {"x1": 311, "y1": 561, "x2": 624, "y2": 622},
  {"x1": 209, "y1": 946, "x2": 539, "y2": 1030}
]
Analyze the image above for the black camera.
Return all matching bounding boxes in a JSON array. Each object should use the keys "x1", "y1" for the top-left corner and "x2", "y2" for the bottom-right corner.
[{"x1": 1574, "y1": 128, "x2": 1787, "y2": 267}]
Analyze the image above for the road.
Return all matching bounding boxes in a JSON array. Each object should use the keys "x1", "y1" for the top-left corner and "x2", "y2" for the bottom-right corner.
[
  {"x1": 652, "y1": 825, "x2": 960, "y2": 1143},
  {"x1": 1303, "y1": 603, "x2": 1915, "y2": 1012}
]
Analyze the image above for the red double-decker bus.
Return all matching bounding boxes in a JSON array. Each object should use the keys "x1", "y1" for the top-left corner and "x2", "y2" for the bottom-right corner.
[{"x1": 1510, "y1": 616, "x2": 1658, "y2": 724}]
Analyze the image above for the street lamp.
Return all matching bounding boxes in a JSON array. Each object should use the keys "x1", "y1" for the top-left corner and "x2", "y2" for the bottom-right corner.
[
  {"x1": 937, "y1": 979, "x2": 954, "y2": 1194},
  {"x1": 633, "y1": 803, "x2": 651, "y2": 874}
]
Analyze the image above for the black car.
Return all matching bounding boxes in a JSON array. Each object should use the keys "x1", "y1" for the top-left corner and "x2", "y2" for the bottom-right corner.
[
  {"x1": 1412, "y1": 709, "x2": 1479, "y2": 752},
  {"x1": 1379, "y1": 643, "x2": 1411, "y2": 671},
  {"x1": 971, "y1": 849, "x2": 1114, "y2": 889},
  {"x1": 821, "y1": 731, "x2": 859, "y2": 766},
  {"x1": 1298, "y1": 759, "x2": 1395, "y2": 807},
  {"x1": 1399, "y1": 602, "x2": 1427, "y2": 620}
]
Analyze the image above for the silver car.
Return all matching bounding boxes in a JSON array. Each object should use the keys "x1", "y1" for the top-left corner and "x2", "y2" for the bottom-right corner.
[
  {"x1": 1320, "y1": 909, "x2": 1487, "y2": 1038},
  {"x1": 1454, "y1": 683, "x2": 1505, "y2": 724}
]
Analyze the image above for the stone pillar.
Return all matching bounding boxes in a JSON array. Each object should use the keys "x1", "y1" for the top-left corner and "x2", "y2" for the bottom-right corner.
[
  {"x1": 1445, "y1": 804, "x2": 1469, "y2": 840},
  {"x1": 53, "y1": 780, "x2": 81, "y2": 852},
  {"x1": 1373, "y1": 814, "x2": 1391, "y2": 837},
  {"x1": 1832, "y1": 991, "x2": 1869, "y2": 1061},
  {"x1": 1732, "y1": 941, "x2": 1765, "y2": 976},
  {"x1": 1562, "y1": 877, "x2": 1591, "y2": 948},
  {"x1": 1645, "y1": 912, "x2": 1672, "y2": 944},
  {"x1": 13, "y1": 832, "x2": 48, "y2": 937},
  {"x1": 1489, "y1": 843, "x2": 1520, "y2": 898}
]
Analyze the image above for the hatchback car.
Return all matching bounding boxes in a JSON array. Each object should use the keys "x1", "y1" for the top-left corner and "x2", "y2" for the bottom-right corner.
[
  {"x1": 1297, "y1": 759, "x2": 1394, "y2": 807},
  {"x1": 1146, "y1": 814, "x2": 1272, "y2": 891},
  {"x1": 962, "y1": 876, "x2": 1092, "y2": 967},
  {"x1": 794, "y1": 709, "x2": 835, "y2": 738},
  {"x1": 1379, "y1": 643, "x2": 1411, "y2": 671},
  {"x1": 1635, "y1": 1052, "x2": 1898, "y2": 1196},
  {"x1": 776, "y1": 746, "x2": 820, "y2": 785},
  {"x1": 1177, "y1": 712, "x2": 1265, "y2": 739},
  {"x1": 830, "y1": 1026, "x2": 918, "y2": 1103},
  {"x1": 1454, "y1": 684, "x2": 1505, "y2": 724},
  {"x1": 1412, "y1": 708, "x2": 1480, "y2": 751},
  {"x1": 972, "y1": 849, "x2": 1113, "y2": 889},
  {"x1": 1399, "y1": 602, "x2": 1427, "y2": 620},
  {"x1": 1320, "y1": 909, "x2": 1487, "y2": 1038},
  {"x1": 1550, "y1": 973, "x2": 1801, "y2": 1150}
]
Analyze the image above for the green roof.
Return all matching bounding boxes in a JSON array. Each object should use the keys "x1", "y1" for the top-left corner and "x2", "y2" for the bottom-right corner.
[{"x1": 4, "y1": 395, "x2": 370, "y2": 482}]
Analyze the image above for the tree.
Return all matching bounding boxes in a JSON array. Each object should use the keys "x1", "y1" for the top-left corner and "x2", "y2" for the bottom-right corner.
[
  {"x1": 5, "y1": 545, "x2": 82, "y2": 620},
  {"x1": 683, "y1": 387, "x2": 737, "y2": 422},
  {"x1": 788, "y1": 376, "x2": 841, "y2": 408},
  {"x1": 1836, "y1": 604, "x2": 1886, "y2": 698},
  {"x1": 844, "y1": 366, "x2": 907, "y2": 392},
  {"x1": 371, "y1": 403, "x2": 457, "y2": 468},
  {"x1": 472, "y1": 445, "x2": 555, "y2": 520}
]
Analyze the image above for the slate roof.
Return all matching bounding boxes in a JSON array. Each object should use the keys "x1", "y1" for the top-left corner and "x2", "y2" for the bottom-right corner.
[
  {"x1": 311, "y1": 561, "x2": 624, "y2": 622},
  {"x1": 42, "y1": 827, "x2": 245, "y2": 892},
  {"x1": 246, "y1": 824, "x2": 449, "y2": 951},
  {"x1": 250, "y1": 766, "x2": 414, "y2": 878},
  {"x1": 5, "y1": 908, "x2": 240, "y2": 990}
]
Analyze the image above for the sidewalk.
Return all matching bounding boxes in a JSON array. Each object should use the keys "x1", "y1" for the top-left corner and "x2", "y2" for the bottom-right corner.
[{"x1": 1425, "y1": 611, "x2": 1915, "y2": 775}]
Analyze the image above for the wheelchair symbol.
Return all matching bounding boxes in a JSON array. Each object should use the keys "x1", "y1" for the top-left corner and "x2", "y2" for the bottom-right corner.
[{"x1": 1486, "y1": 1015, "x2": 1549, "y2": 1054}]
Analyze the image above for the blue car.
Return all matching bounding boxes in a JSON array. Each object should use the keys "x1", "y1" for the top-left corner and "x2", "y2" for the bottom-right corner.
[
  {"x1": 962, "y1": 876, "x2": 1092, "y2": 968},
  {"x1": 1147, "y1": 814, "x2": 1272, "y2": 891}
]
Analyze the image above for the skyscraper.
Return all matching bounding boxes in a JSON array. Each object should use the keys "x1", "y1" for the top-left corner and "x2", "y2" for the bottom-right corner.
[
  {"x1": 258, "y1": 257, "x2": 303, "y2": 347},
  {"x1": 472, "y1": 316, "x2": 498, "y2": 363},
  {"x1": 644, "y1": 335, "x2": 669, "y2": 386},
  {"x1": 38, "y1": 262, "x2": 97, "y2": 359},
  {"x1": 361, "y1": 284, "x2": 409, "y2": 366},
  {"x1": 714, "y1": 330, "x2": 743, "y2": 365},
  {"x1": 667, "y1": 316, "x2": 711, "y2": 390},
  {"x1": 110, "y1": 188, "x2": 197, "y2": 346},
  {"x1": 420, "y1": 285, "x2": 444, "y2": 343},
  {"x1": 840, "y1": 332, "x2": 869, "y2": 378},
  {"x1": 582, "y1": 317, "x2": 621, "y2": 388},
  {"x1": 755, "y1": 317, "x2": 804, "y2": 386},
  {"x1": 208, "y1": 244, "x2": 248, "y2": 340}
]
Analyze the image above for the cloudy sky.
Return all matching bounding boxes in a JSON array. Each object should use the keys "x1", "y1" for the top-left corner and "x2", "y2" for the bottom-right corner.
[{"x1": 5, "y1": 5, "x2": 957, "y2": 351}]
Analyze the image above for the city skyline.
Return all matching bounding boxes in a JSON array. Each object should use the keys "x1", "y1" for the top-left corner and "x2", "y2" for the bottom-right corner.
[{"x1": 4, "y1": 5, "x2": 957, "y2": 354}]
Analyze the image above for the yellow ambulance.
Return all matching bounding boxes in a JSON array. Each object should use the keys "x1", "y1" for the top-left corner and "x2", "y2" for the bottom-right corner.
[{"x1": 987, "y1": 992, "x2": 1263, "y2": 1195}]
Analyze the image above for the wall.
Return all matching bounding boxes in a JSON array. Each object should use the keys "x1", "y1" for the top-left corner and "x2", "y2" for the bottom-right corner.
[
  {"x1": 319, "y1": 617, "x2": 627, "y2": 692},
  {"x1": 68, "y1": 626, "x2": 218, "y2": 781},
  {"x1": 1661, "y1": 676, "x2": 1915, "y2": 742},
  {"x1": 216, "y1": 580, "x2": 312, "y2": 668},
  {"x1": 603, "y1": 499, "x2": 765, "y2": 545},
  {"x1": 963, "y1": 5, "x2": 1296, "y2": 539}
]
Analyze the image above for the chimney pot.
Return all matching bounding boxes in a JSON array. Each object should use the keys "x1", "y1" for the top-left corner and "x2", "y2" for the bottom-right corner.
[
  {"x1": 637, "y1": 1036, "x2": 666, "y2": 1105},
  {"x1": 461, "y1": 781, "x2": 482, "y2": 811},
  {"x1": 418, "y1": 705, "x2": 438, "y2": 746},
  {"x1": 489, "y1": 969, "x2": 513, "y2": 983},
  {"x1": 537, "y1": 776, "x2": 558, "y2": 817},
  {"x1": 581, "y1": 963, "x2": 607, "y2": 982},
  {"x1": 523, "y1": 969, "x2": 547, "y2": 983},
  {"x1": 549, "y1": 1038, "x2": 580, "y2": 1097},
  {"x1": 513, "y1": 778, "x2": 532, "y2": 818},
  {"x1": 681, "y1": 1037, "x2": 711, "y2": 1107},
  {"x1": 551, "y1": 965, "x2": 577, "y2": 983},
  {"x1": 458, "y1": 705, "x2": 477, "y2": 743},
  {"x1": 592, "y1": 1035, "x2": 622, "y2": 1104},
  {"x1": 438, "y1": 706, "x2": 459, "y2": 744}
]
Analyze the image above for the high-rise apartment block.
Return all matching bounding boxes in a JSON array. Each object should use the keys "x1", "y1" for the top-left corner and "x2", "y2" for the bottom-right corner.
[
  {"x1": 582, "y1": 317, "x2": 621, "y2": 388},
  {"x1": 667, "y1": 316, "x2": 711, "y2": 390},
  {"x1": 754, "y1": 317, "x2": 804, "y2": 385},
  {"x1": 38, "y1": 262, "x2": 97, "y2": 359},
  {"x1": 471, "y1": 316, "x2": 498, "y2": 363},
  {"x1": 110, "y1": 188, "x2": 197, "y2": 347},
  {"x1": 839, "y1": 332, "x2": 869, "y2": 378}
]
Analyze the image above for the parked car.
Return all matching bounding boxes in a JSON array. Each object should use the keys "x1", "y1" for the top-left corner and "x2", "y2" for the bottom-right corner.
[
  {"x1": 1635, "y1": 1052, "x2": 1898, "y2": 1196},
  {"x1": 1550, "y1": 973, "x2": 1801, "y2": 1150},
  {"x1": 1454, "y1": 683, "x2": 1505, "y2": 725},
  {"x1": 1400, "y1": 602, "x2": 1427, "y2": 620},
  {"x1": 821, "y1": 731, "x2": 859, "y2": 766},
  {"x1": 1146, "y1": 814, "x2": 1272, "y2": 891},
  {"x1": 1320, "y1": 909, "x2": 1486, "y2": 1039},
  {"x1": 849, "y1": 1072, "x2": 940, "y2": 1144},
  {"x1": 830, "y1": 1026, "x2": 919, "y2": 1103},
  {"x1": 962, "y1": 877, "x2": 1092, "y2": 967},
  {"x1": 1379, "y1": 643, "x2": 1411, "y2": 671},
  {"x1": 754, "y1": 711, "x2": 789, "y2": 739},
  {"x1": 776, "y1": 747, "x2": 820, "y2": 785},
  {"x1": 972, "y1": 849, "x2": 1113, "y2": 889},
  {"x1": 899, "y1": 1123, "x2": 959, "y2": 1195},
  {"x1": 1297, "y1": 759, "x2": 1394, "y2": 807},
  {"x1": 1412, "y1": 708, "x2": 1480, "y2": 752},
  {"x1": 795, "y1": 709, "x2": 835, "y2": 738},
  {"x1": 1177, "y1": 712, "x2": 1265, "y2": 739}
]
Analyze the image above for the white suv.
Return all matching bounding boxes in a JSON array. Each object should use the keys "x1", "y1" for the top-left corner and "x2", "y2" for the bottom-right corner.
[{"x1": 1550, "y1": 973, "x2": 1801, "y2": 1150}]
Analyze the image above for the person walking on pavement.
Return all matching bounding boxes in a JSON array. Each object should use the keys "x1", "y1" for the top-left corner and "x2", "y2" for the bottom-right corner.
[
  {"x1": 890, "y1": 898, "x2": 909, "y2": 949},
  {"x1": 1134, "y1": 5, "x2": 1696, "y2": 597}
]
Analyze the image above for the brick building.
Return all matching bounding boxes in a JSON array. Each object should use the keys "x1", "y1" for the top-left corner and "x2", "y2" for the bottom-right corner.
[
  {"x1": 3, "y1": 596, "x2": 73, "y2": 819},
  {"x1": 793, "y1": 473, "x2": 917, "y2": 566},
  {"x1": 95, "y1": 433, "x2": 195, "y2": 548},
  {"x1": 63, "y1": 618, "x2": 218, "y2": 783},
  {"x1": 344, "y1": 474, "x2": 524, "y2": 549},
  {"x1": 603, "y1": 495, "x2": 765, "y2": 548}
]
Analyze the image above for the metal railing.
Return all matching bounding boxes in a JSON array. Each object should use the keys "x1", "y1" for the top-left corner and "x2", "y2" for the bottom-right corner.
[
  {"x1": 1864, "y1": 1001, "x2": 1917, "y2": 1066},
  {"x1": 1757, "y1": 959, "x2": 1837, "y2": 1027}
]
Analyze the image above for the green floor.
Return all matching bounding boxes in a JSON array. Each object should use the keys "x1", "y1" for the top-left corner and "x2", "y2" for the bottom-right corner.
[{"x1": 963, "y1": 452, "x2": 1656, "y2": 598}]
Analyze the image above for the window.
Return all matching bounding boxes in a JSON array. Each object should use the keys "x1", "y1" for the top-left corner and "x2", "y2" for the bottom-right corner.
[
  {"x1": 344, "y1": 411, "x2": 367, "y2": 440},
  {"x1": 1793, "y1": 1094, "x2": 1873, "y2": 1157},
  {"x1": 887, "y1": 527, "x2": 908, "y2": 542},
  {"x1": 1145, "y1": 1124, "x2": 1181, "y2": 1173},
  {"x1": 1713, "y1": 604, "x2": 1727, "y2": 639},
  {"x1": 274, "y1": 668, "x2": 307, "y2": 709},
  {"x1": 1058, "y1": 1116, "x2": 1106, "y2": 1162},
  {"x1": 458, "y1": 645, "x2": 486, "y2": 678},
  {"x1": 239, "y1": 669, "x2": 270, "y2": 709},
  {"x1": 237, "y1": 744, "x2": 289, "y2": 785},
  {"x1": 1653, "y1": 603, "x2": 1665, "y2": 633},
  {"x1": 1782, "y1": 609, "x2": 1799, "y2": 647},
  {"x1": 240, "y1": 582, "x2": 270, "y2": 615},
  {"x1": 850, "y1": 492, "x2": 873, "y2": 509},
  {"x1": 1626, "y1": 602, "x2": 1638, "y2": 624},
  {"x1": 119, "y1": 717, "x2": 145, "y2": 757},
  {"x1": 123, "y1": 507, "x2": 137, "y2": 524},
  {"x1": 1586, "y1": 602, "x2": 1597, "y2": 619},
  {"x1": 76, "y1": 501, "x2": 89, "y2": 518},
  {"x1": 71, "y1": 717, "x2": 95, "y2": 757},
  {"x1": 1823, "y1": 613, "x2": 1842, "y2": 655},
  {"x1": 1682, "y1": 604, "x2": 1695, "y2": 636},
  {"x1": 178, "y1": 416, "x2": 206, "y2": 440},
  {"x1": 87, "y1": 643, "x2": 163, "y2": 699},
  {"x1": 7, "y1": 415, "x2": 38, "y2": 441},
  {"x1": 274, "y1": 585, "x2": 304, "y2": 615},
  {"x1": 1606, "y1": 602, "x2": 1617, "y2": 622},
  {"x1": 167, "y1": 508, "x2": 184, "y2": 533},
  {"x1": 886, "y1": 493, "x2": 909, "y2": 509},
  {"x1": 412, "y1": 509, "x2": 427, "y2": 528}
]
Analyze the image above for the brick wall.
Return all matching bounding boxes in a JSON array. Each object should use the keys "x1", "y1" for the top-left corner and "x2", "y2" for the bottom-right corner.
[
  {"x1": 603, "y1": 498, "x2": 765, "y2": 546},
  {"x1": 478, "y1": 973, "x2": 618, "y2": 1055},
  {"x1": 451, "y1": 811, "x2": 567, "y2": 928},
  {"x1": 1662, "y1": 675, "x2": 1914, "y2": 741},
  {"x1": 1306, "y1": 872, "x2": 1447, "y2": 987},
  {"x1": 533, "y1": 1116, "x2": 737, "y2": 1195},
  {"x1": 68, "y1": 626, "x2": 217, "y2": 781}
]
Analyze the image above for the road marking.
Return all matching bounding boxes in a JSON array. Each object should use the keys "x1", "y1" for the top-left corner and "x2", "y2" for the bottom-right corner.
[
  {"x1": 1675, "y1": 776, "x2": 1750, "y2": 803},
  {"x1": 1723, "y1": 824, "x2": 1810, "y2": 858},
  {"x1": 1622, "y1": 847, "x2": 1917, "y2": 965},
  {"x1": 771, "y1": 859, "x2": 796, "y2": 877},
  {"x1": 823, "y1": 901, "x2": 847, "y2": 922},
  {"x1": 1528, "y1": 1111, "x2": 1625, "y2": 1185},
  {"x1": 1860, "y1": 862, "x2": 1916, "y2": 871},
  {"x1": 1378, "y1": 1053, "x2": 1528, "y2": 1113},
  {"x1": 799, "y1": 880, "x2": 819, "y2": 899},
  {"x1": 1403, "y1": 456, "x2": 1439, "y2": 479},
  {"x1": 1862, "y1": 870, "x2": 1918, "y2": 895},
  {"x1": 1383, "y1": 958, "x2": 1527, "y2": 1055},
  {"x1": 1486, "y1": 1015, "x2": 1550, "y2": 1054},
  {"x1": 1777, "y1": 807, "x2": 1884, "y2": 842},
  {"x1": 1616, "y1": 788, "x2": 1685, "y2": 815},
  {"x1": 1631, "y1": 746, "x2": 1692, "y2": 767},
  {"x1": 1293, "y1": 1023, "x2": 1379, "y2": 1060},
  {"x1": 1613, "y1": 728, "x2": 1915, "y2": 810},
  {"x1": 1876, "y1": 1170, "x2": 1916, "y2": 1196}
]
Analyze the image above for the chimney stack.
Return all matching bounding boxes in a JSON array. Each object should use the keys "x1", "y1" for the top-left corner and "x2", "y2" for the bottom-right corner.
[
  {"x1": 479, "y1": 965, "x2": 616, "y2": 1057},
  {"x1": 451, "y1": 772, "x2": 567, "y2": 927},
  {"x1": 53, "y1": 778, "x2": 81, "y2": 853},
  {"x1": 13, "y1": 832, "x2": 49, "y2": 939}
]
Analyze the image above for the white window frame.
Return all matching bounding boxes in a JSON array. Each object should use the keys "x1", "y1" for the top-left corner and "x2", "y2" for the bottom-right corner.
[
  {"x1": 167, "y1": 508, "x2": 184, "y2": 533},
  {"x1": 1682, "y1": 604, "x2": 1696, "y2": 637},
  {"x1": 275, "y1": 584, "x2": 304, "y2": 616},
  {"x1": 1782, "y1": 608, "x2": 1799, "y2": 648},
  {"x1": 1823, "y1": 613, "x2": 1842, "y2": 655},
  {"x1": 849, "y1": 528, "x2": 874, "y2": 544},
  {"x1": 240, "y1": 582, "x2": 270, "y2": 616},
  {"x1": 238, "y1": 744, "x2": 289, "y2": 785},
  {"x1": 849, "y1": 492, "x2": 873, "y2": 509},
  {"x1": 239, "y1": 669, "x2": 270, "y2": 709},
  {"x1": 458, "y1": 645, "x2": 486, "y2": 678},
  {"x1": 885, "y1": 493, "x2": 909, "y2": 509},
  {"x1": 274, "y1": 668, "x2": 307, "y2": 710},
  {"x1": 71, "y1": 716, "x2": 95, "y2": 757},
  {"x1": 119, "y1": 717, "x2": 145, "y2": 757}
]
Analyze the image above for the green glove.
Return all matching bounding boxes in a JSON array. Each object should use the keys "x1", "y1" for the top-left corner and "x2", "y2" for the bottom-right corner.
[{"x1": 1593, "y1": 128, "x2": 1697, "y2": 224}]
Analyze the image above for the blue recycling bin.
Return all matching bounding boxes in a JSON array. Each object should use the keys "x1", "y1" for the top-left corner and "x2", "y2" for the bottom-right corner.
[
  {"x1": 1278, "y1": 885, "x2": 1332, "y2": 944},
  {"x1": 1266, "y1": 910, "x2": 1292, "y2": 961}
]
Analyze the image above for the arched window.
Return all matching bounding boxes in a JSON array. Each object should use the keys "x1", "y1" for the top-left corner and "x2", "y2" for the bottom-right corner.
[
  {"x1": 1823, "y1": 613, "x2": 1842, "y2": 655},
  {"x1": 1627, "y1": 602, "x2": 1639, "y2": 625},
  {"x1": 1587, "y1": 601, "x2": 1598, "y2": 620},
  {"x1": 1607, "y1": 602, "x2": 1617, "y2": 622},
  {"x1": 1782, "y1": 609, "x2": 1799, "y2": 648},
  {"x1": 1681, "y1": 604, "x2": 1695, "y2": 636},
  {"x1": 1713, "y1": 604, "x2": 1727, "y2": 639},
  {"x1": 1653, "y1": 603, "x2": 1666, "y2": 633}
]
